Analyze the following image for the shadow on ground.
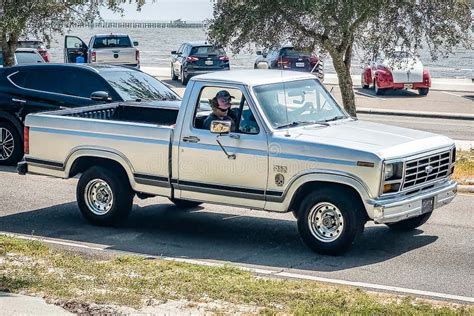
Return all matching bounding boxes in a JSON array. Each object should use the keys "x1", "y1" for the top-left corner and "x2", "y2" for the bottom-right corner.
[
  {"x1": 0, "y1": 200, "x2": 437, "y2": 272},
  {"x1": 354, "y1": 87, "x2": 423, "y2": 98}
]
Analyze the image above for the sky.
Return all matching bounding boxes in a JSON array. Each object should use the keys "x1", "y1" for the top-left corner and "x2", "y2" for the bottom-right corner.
[{"x1": 100, "y1": 0, "x2": 214, "y2": 21}]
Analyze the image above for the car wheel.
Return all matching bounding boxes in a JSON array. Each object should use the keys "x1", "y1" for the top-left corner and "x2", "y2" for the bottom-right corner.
[
  {"x1": 418, "y1": 88, "x2": 429, "y2": 96},
  {"x1": 77, "y1": 166, "x2": 134, "y2": 226},
  {"x1": 171, "y1": 64, "x2": 178, "y2": 80},
  {"x1": 374, "y1": 80, "x2": 386, "y2": 95},
  {"x1": 169, "y1": 198, "x2": 202, "y2": 209},
  {"x1": 361, "y1": 75, "x2": 369, "y2": 89},
  {"x1": 386, "y1": 212, "x2": 432, "y2": 231},
  {"x1": 181, "y1": 68, "x2": 189, "y2": 85},
  {"x1": 0, "y1": 121, "x2": 23, "y2": 166},
  {"x1": 297, "y1": 188, "x2": 365, "y2": 255}
]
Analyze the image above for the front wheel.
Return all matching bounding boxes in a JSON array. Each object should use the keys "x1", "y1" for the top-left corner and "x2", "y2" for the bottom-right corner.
[
  {"x1": 418, "y1": 88, "x2": 429, "y2": 96},
  {"x1": 77, "y1": 166, "x2": 134, "y2": 226},
  {"x1": 181, "y1": 68, "x2": 189, "y2": 85},
  {"x1": 297, "y1": 189, "x2": 365, "y2": 255},
  {"x1": 0, "y1": 121, "x2": 23, "y2": 166},
  {"x1": 386, "y1": 212, "x2": 432, "y2": 231},
  {"x1": 171, "y1": 64, "x2": 178, "y2": 80}
]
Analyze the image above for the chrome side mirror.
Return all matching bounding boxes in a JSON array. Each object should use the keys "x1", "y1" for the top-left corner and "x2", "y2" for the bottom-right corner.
[
  {"x1": 90, "y1": 91, "x2": 112, "y2": 102},
  {"x1": 210, "y1": 120, "x2": 231, "y2": 135}
]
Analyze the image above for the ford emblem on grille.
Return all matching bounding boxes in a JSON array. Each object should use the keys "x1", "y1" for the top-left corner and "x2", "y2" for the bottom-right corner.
[{"x1": 425, "y1": 165, "x2": 434, "y2": 174}]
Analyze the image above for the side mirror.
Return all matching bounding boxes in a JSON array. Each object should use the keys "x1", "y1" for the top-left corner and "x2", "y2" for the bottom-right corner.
[
  {"x1": 75, "y1": 43, "x2": 81, "y2": 48},
  {"x1": 210, "y1": 120, "x2": 231, "y2": 135},
  {"x1": 171, "y1": 50, "x2": 177, "y2": 55},
  {"x1": 256, "y1": 50, "x2": 262, "y2": 55},
  {"x1": 90, "y1": 91, "x2": 112, "y2": 102},
  {"x1": 46, "y1": 44, "x2": 51, "y2": 49},
  {"x1": 133, "y1": 41, "x2": 139, "y2": 46}
]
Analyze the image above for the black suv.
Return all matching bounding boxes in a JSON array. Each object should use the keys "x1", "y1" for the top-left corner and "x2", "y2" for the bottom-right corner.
[
  {"x1": 171, "y1": 42, "x2": 230, "y2": 85},
  {"x1": 0, "y1": 64, "x2": 179, "y2": 165}
]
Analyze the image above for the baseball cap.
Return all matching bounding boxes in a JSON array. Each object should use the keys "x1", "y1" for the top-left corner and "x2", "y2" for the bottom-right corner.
[{"x1": 215, "y1": 90, "x2": 235, "y2": 102}]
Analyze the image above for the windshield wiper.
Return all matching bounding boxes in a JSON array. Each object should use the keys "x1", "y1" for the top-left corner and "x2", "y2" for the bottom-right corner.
[
  {"x1": 276, "y1": 120, "x2": 329, "y2": 129},
  {"x1": 323, "y1": 115, "x2": 347, "y2": 122}
]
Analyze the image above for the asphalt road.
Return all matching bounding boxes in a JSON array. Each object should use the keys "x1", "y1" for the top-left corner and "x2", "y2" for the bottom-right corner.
[
  {"x1": 0, "y1": 167, "x2": 473, "y2": 300},
  {"x1": 357, "y1": 113, "x2": 474, "y2": 141}
]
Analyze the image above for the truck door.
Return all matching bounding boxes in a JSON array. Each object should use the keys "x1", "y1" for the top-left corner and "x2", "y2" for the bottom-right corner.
[
  {"x1": 64, "y1": 36, "x2": 88, "y2": 63},
  {"x1": 176, "y1": 83, "x2": 269, "y2": 209}
]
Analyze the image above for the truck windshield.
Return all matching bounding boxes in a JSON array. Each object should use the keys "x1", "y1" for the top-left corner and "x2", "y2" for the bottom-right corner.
[
  {"x1": 102, "y1": 70, "x2": 180, "y2": 101},
  {"x1": 253, "y1": 79, "x2": 347, "y2": 129}
]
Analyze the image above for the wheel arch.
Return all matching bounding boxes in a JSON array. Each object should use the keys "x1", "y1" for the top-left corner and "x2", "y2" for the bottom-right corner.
[{"x1": 0, "y1": 111, "x2": 23, "y2": 141}]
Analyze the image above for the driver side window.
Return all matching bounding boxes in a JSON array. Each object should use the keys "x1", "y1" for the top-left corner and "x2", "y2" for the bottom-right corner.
[{"x1": 192, "y1": 86, "x2": 260, "y2": 135}]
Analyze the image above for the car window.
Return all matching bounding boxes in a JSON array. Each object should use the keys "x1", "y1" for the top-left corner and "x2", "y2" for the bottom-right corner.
[
  {"x1": 62, "y1": 70, "x2": 112, "y2": 99},
  {"x1": 279, "y1": 47, "x2": 309, "y2": 57},
  {"x1": 193, "y1": 86, "x2": 259, "y2": 134},
  {"x1": 100, "y1": 70, "x2": 179, "y2": 101},
  {"x1": 190, "y1": 46, "x2": 225, "y2": 56},
  {"x1": 18, "y1": 69, "x2": 67, "y2": 94},
  {"x1": 15, "y1": 52, "x2": 43, "y2": 64},
  {"x1": 17, "y1": 41, "x2": 44, "y2": 49},
  {"x1": 93, "y1": 36, "x2": 131, "y2": 49}
]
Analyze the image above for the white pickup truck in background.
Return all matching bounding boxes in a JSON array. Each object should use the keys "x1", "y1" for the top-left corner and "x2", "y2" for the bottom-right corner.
[{"x1": 64, "y1": 34, "x2": 140, "y2": 68}]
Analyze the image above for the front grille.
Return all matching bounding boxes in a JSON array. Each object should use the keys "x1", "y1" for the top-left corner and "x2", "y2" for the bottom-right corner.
[{"x1": 402, "y1": 151, "x2": 451, "y2": 190}]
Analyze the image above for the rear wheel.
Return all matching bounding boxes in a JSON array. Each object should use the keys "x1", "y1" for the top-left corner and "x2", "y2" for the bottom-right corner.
[
  {"x1": 181, "y1": 68, "x2": 189, "y2": 85},
  {"x1": 418, "y1": 88, "x2": 429, "y2": 96},
  {"x1": 361, "y1": 74, "x2": 369, "y2": 89},
  {"x1": 386, "y1": 212, "x2": 432, "y2": 231},
  {"x1": 0, "y1": 121, "x2": 23, "y2": 166},
  {"x1": 171, "y1": 64, "x2": 178, "y2": 80},
  {"x1": 297, "y1": 189, "x2": 365, "y2": 255},
  {"x1": 77, "y1": 166, "x2": 134, "y2": 226},
  {"x1": 374, "y1": 80, "x2": 386, "y2": 95},
  {"x1": 170, "y1": 198, "x2": 202, "y2": 209}
]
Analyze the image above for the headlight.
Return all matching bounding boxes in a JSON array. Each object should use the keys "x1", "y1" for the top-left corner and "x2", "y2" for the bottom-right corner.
[{"x1": 384, "y1": 164, "x2": 394, "y2": 180}]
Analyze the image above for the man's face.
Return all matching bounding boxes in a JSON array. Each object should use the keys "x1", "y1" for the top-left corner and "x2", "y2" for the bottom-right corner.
[{"x1": 216, "y1": 96, "x2": 232, "y2": 113}]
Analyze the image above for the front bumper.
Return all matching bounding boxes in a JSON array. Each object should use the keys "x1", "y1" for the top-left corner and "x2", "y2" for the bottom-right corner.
[{"x1": 369, "y1": 180, "x2": 457, "y2": 224}]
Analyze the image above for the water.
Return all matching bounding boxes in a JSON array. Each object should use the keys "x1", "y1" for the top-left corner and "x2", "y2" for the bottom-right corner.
[{"x1": 49, "y1": 27, "x2": 473, "y2": 78}]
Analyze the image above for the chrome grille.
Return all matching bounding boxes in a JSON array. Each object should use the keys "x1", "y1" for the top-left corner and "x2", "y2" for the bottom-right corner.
[{"x1": 402, "y1": 151, "x2": 451, "y2": 190}]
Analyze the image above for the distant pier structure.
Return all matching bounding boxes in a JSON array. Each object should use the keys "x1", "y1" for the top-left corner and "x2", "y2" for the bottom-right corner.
[{"x1": 77, "y1": 19, "x2": 206, "y2": 29}]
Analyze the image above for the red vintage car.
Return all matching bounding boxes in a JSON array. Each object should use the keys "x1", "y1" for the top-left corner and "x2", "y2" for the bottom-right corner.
[{"x1": 361, "y1": 51, "x2": 431, "y2": 96}]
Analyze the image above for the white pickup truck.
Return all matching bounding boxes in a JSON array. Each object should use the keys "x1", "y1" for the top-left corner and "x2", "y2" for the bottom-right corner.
[
  {"x1": 64, "y1": 34, "x2": 140, "y2": 68},
  {"x1": 17, "y1": 70, "x2": 457, "y2": 255}
]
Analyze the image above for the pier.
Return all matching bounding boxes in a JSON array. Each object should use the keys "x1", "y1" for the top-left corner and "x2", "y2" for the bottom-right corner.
[{"x1": 76, "y1": 20, "x2": 206, "y2": 29}]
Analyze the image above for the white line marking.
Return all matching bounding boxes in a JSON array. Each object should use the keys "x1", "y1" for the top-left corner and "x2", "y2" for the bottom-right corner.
[
  {"x1": 2, "y1": 232, "x2": 473, "y2": 304},
  {"x1": 441, "y1": 91, "x2": 462, "y2": 97},
  {"x1": 355, "y1": 91, "x2": 387, "y2": 100}
]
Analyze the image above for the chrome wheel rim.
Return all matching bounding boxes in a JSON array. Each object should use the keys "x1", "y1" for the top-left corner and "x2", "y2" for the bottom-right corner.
[
  {"x1": 308, "y1": 202, "x2": 344, "y2": 243},
  {"x1": 0, "y1": 127, "x2": 14, "y2": 161},
  {"x1": 84, "y1": 179, "x2": 114, "y2": 215}
]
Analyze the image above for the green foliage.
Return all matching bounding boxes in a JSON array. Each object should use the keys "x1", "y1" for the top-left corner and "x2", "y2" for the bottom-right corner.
[
  {"x1": 208, "y1": 0, "x2": 472, "y2": 115},
  {"x1": 0, "y1": 0, "x2": 148, "y2": 66}
]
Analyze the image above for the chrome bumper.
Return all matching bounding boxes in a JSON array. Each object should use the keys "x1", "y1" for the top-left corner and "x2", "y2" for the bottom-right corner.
[{"x1": 370, "y1": 180, "x2": 457, "y2": 224}]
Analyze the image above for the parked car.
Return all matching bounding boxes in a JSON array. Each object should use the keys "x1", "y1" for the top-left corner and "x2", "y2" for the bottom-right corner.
[
  {"x1": 0, "y1": 64, "x2": 179, "y2": 165},
  {"x1": 64, "y1": 34, "x2": 140, "y2": 68},
  {"x1": 0, "y1": 49, "x2": 45, "y2": 67},
  {"x1": 18, "y1": 70, "x2": 457, "y2": 255},
  {"x1": 361, "y1": 51, "x2": 431, "y2": 96},
  {"x1": 171, "y1": 41, "x2": 230, "y2": 85},
  {"x1": 17, "y1": 40, "x2": 51, "y2": 62},
  {"x1": 254, "y1": 46, "x2": 324, "y2": 81}
]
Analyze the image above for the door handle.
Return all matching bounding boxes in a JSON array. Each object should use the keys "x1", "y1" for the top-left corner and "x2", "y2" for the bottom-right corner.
[{"x1": 182, "y1": 136, "x2": 200, "y2": 143}]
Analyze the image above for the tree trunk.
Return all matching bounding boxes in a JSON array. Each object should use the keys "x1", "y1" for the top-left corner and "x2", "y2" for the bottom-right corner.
[
  {"x1": 1, "y1": 31, "x2": 19, "y2": 67},
  {"x1": 331, "y1": 54, "x2": 357, "y2": 117}
]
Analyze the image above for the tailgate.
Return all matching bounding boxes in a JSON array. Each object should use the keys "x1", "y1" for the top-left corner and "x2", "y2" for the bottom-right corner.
[{"x1": 93, "y1": 48, "x2": 137, "y2": 64}]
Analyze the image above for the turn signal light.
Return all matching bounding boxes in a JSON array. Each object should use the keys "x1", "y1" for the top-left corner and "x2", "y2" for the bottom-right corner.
[
  {"x1": 383, "y1": 184, "x2": 393, "y2": 193},
  {"x1": 24, "y1": 126, "x2": 29, "y2": 155}
]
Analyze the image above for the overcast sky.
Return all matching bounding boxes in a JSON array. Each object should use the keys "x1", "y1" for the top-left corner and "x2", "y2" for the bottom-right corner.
[{"x1": 100, "y1": 0, "x2": 214, "y2": 21}]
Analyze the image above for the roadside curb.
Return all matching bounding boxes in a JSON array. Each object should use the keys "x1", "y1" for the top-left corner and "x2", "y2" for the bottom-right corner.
[
  {"x1": 356, "y1": 108, "x2": 474, "y2": 121},
  {"x1": 458, "y1": 185, "x2": 474, "y2": 193}
]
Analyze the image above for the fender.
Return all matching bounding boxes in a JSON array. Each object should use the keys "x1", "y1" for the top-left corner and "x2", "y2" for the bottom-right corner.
[
  {"x1": 64, "y1": 146, "x2": 136, "y2": 186},
  {"x1": 265, "y1": 170, "x2": 373, "y2": 213},
  {"x1": 362, "y1": 67, "x2": 372, "y2": 86},
  {"x1": 0, "y1": 110, "x2": 23, "y2": 140}
]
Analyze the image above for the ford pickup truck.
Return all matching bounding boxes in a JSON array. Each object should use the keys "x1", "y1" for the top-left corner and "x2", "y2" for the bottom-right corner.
[{"x1": 17, "y1": 70, "x2": 457, "y2": 255}]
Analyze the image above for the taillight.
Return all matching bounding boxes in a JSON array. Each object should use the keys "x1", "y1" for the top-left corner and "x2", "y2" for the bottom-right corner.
[
  {"x1": 277, "y1": 57, "x2": 290, "y2": 68},
  {"x1": 186, "y1": 56, "x2": 199, "y2": 62},
  {"x1": 219, "y1": 55, "x2": 229, "y2": 62},
  {"x1": 91, "y1": 51, "x2": 97, "y2": 62},
  {"x1": 423, "y1": 69, "x2": 431, "y2": 85},
  {"x1": 38, "y1": 49, "x2": 50, "y2": 62},
  {"x1": 24, "y1": 126, "x2": 29, "y2": 155},
  {"x1": 309, "y1": 55, "x2": 319, "y2": 65},
  {"x1": 136, "y1": 50, "x2": 140, "y2": 63}
]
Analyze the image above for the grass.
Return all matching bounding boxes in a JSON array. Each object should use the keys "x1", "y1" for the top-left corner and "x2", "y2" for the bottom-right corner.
[
  {"x1": 453, "y1": 150, "x2": 474, "y2": 184},
  {"x1": 0, "y1": 236, "x2": 472, "y2": 315}
]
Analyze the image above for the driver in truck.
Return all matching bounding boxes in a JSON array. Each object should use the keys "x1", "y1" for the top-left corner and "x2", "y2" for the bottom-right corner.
[{"x1": 203, "y1": 90, "x2": 237, "y2": 131}]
